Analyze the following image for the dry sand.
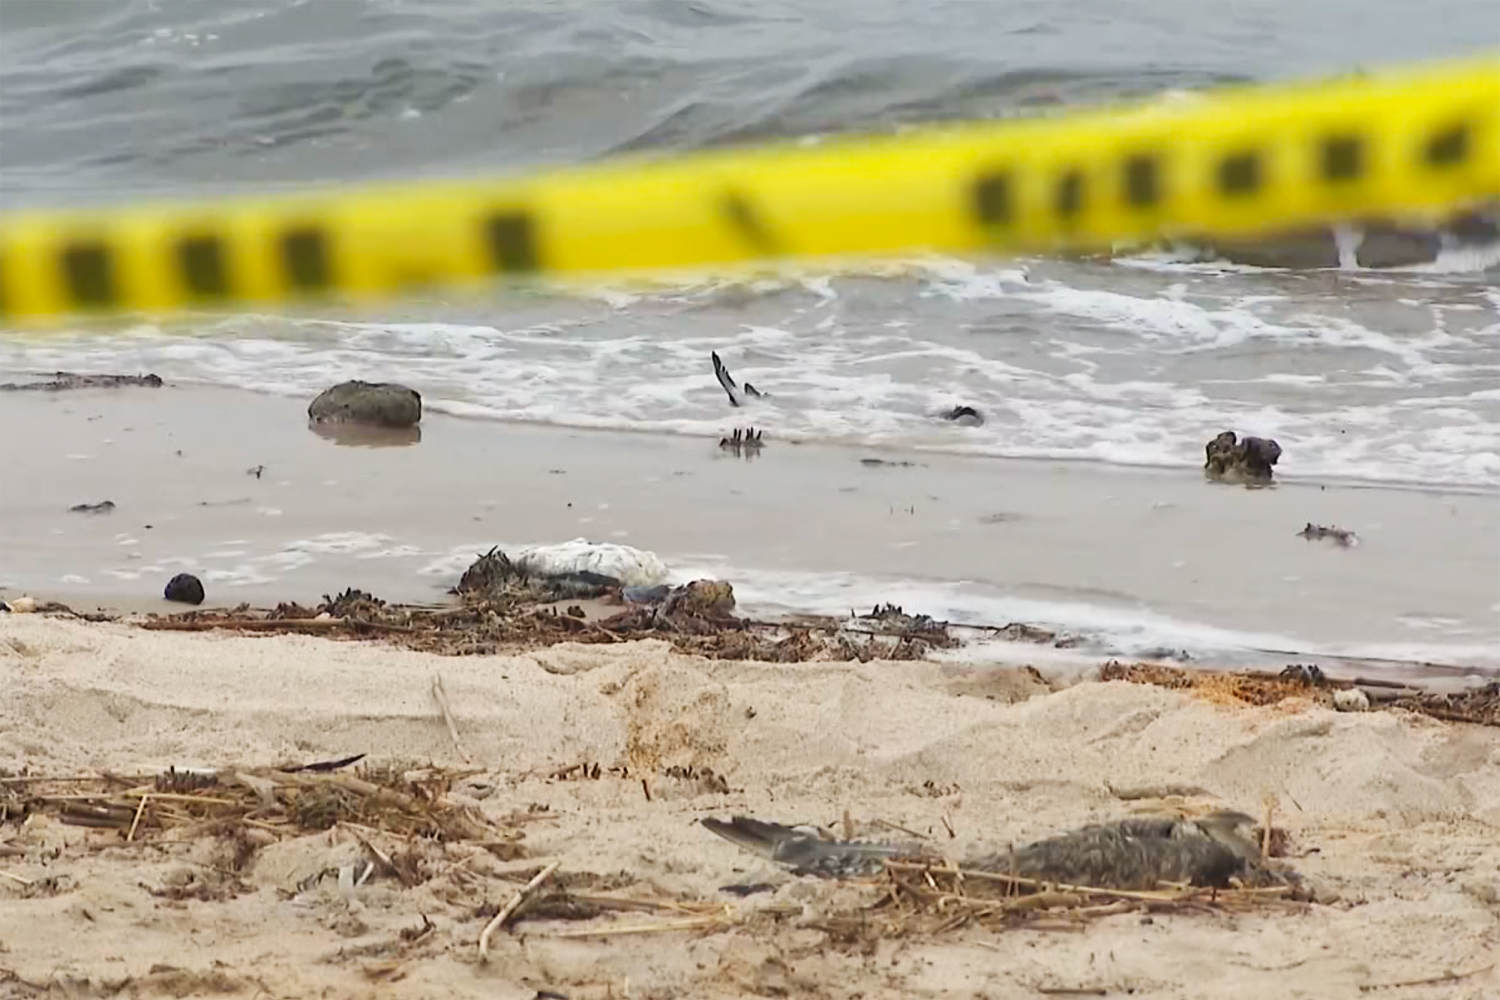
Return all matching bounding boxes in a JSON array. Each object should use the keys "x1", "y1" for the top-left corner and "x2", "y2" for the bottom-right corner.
[{"x1": 2, "y1": 613, "x2": 1498, "y2": 999}]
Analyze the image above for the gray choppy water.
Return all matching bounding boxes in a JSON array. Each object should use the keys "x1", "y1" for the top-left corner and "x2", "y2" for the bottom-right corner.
[{"x1": 2, "y1": 1, "x2": 1497, "y2": 486}]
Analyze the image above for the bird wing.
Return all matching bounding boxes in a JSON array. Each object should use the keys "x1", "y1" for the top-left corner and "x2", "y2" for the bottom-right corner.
[
  {"x1": 701, "y1": 816, "x2": 916, "y2": 878},
  {"x1": 711, "y1": 351, "x2": 742, "y2": 407}
]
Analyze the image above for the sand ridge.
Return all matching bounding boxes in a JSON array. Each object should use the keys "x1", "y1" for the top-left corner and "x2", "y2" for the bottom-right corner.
[{"x1": 1, "y1": 615, "x2": 1498, "y2": 998}]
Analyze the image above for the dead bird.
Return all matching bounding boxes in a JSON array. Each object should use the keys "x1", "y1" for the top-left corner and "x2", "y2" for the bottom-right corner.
[
  {"x1": 712, "y1": 351, "x2": 767, "y2": 407},
  {"x1": 1204, "y1": 430, "x2": 1282, "y2": 484},
  {"x1": 702, "y1": 809, "x2": 1282, "y2": 889},
  {"x1": 719, "y1": 427, "x2": 764, "y2": 453},
  {"x1": 1298, "y1": 522, "x2": 1357, "y2": 547}
]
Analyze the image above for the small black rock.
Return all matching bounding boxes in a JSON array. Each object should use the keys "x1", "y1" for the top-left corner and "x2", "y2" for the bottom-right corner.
[{"x1": 164, "y1": 573, "x2": 205, "y2": 605}]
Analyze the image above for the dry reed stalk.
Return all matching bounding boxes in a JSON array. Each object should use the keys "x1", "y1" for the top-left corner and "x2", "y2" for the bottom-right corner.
[{"x1": 478, "y1": 861, "x2": 560, "y2": 962}]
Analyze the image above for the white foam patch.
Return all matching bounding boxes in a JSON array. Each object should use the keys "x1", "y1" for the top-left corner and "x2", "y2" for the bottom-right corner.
[{"x1": 4, "y1": 258, "x2": 1496, "y2": 488}]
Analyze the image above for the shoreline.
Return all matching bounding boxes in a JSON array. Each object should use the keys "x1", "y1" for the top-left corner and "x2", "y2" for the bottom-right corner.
[{"x1": 2, "y1": 381, "x2": 1497, "y2": 669}]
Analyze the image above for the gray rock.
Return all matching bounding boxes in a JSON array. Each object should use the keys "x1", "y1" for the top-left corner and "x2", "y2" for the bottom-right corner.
[
  {"x1": 1356, "y1": 223, "x2": 1442, "y2": 268},
  {"x1": 308, "y1": 381, "x2": 421, "y2": 428},
  {"x1": 1208, "y1": 229, "x2": 1341, "y2": 269}
]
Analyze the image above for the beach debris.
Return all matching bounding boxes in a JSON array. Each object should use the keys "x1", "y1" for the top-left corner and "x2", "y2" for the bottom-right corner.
[
  {"x1": 711, "y1": 351, "x2": 766, "y2": 407},
  {"x1": 1102, "y1": 661, "x2": 1500, "y2": 728},
  {"x1": 478, "y1": 861, "x2": 560, "y2": 962},
  {"x1": 14, "y1": 761, "x2": 508, "y2": 851},
  {"x1": 1333, "y1": 688, "x2": 1371, "y2": 712},
  {"x1": 701, "y1": 809, "x2": 1297, "y2": 890},
  {"x1": 0, "y1": 596, "x2": 37, "y2": 614},
  {"x1": 1298, "y1": 522, "x2": 1358, "y2": 546},
  {"x1": 307, "y1": 380, "x2": 422, "y2": 428},
  {"x1": 1203, "y1": 430, "x2": 1282, "y2": 484},
  {"x1": 860, "y1": 457, "x2": 921, "y2": 468},
  {"x1": 719, "y1": 426, "x2": 764, "y2": 454},
  {"x1": 0, "y1": 371, "x2": 163, "y2": 392},
  {"x1": 163, "y1": 573, "x2": 206, "y2": 606},
  {"x1": 599, "y1": 580, "x2": 738, "y2": 635},
  {"x1": 514, "y1": 537, "x2": 668, "y2": 588},
  {"x1": 454, "y1": 546, "x2": 622, "y2": 604},
  {"x1": 1280, "y1": 663, "x2": 1327, "y2": 685},
  {"x1": 939, "y1": 404, "x2": 985, "y2": 427},
  {"x1": 68, "y1": 500, "x2": 116, "y2": 514},
  {"x1": 138, "y1": 579, "x2": 959, "y2": 663}
]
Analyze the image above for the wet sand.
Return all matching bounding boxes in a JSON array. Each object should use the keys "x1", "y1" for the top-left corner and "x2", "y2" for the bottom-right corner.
[{"x1": 1, "y1": 382, "x2": 1497, "y2": 665}]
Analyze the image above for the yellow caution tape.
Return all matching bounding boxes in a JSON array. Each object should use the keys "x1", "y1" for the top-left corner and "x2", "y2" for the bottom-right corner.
[{"x1": 1, "y1": 54, "x2": 1497, "y2": 324}]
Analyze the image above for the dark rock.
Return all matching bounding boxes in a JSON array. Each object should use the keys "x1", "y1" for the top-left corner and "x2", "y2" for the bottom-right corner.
[
  {"x1": 1447, "y1": 207, "x2": 1500, "y2": 244},
  {"x1": 164, "y1": 573, "x2": 205, "y2": 605},
  {"x1": 1355, "y1": 222, "x2": 1442, "y2": 268},
  {"x1": 1208, "y1": 229, "x2": 1340, "y2": 269},
  {"x1": 0, "y1": 372, "x2": 163, "y2": 392},
  {"x1": 1204, "y1": 430, "x2": 1282, "y2": 485},
  {"x1": 307, "y1": 381, "x2": 421, "y2": 428},
  {"x1": 69, "y1": 500, "x2": 116, "y2": 514},
  {"x1": 940, "y1": 405, "x2": 985, "y2": 427}
]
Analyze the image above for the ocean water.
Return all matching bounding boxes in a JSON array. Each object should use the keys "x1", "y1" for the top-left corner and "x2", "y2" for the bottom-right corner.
[{"x1": 2, "y1": 0, "x2": 1497, "y2": 661}]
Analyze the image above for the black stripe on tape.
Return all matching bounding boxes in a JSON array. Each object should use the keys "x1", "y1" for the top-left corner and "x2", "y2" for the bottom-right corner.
[
  {"x1": 486, "y1": 213, "x2": 539, "y2": 271},
  {"x1": 1218, "y1": 152, "x2": 1261, "y2": 196},
  {"x1": 280, "y1": 227, "x2": 330, "y2": 290},
  {"x1": 62, "y1": 241, "x2": 116, "y2": 307},
  {"x1": 1055, "y1": 170, "x2": 1084, "y2": 220},
  {"x1": 1425, "y1": 123, "x2": 1469, "y2": 166},
  {"x1": 973, "y1": 173, "x2": 1012, "y2": 225},
  {"x1": 1124, "y1": 155, "x2": 1159, "y2": 208},
  {"x1": 177, "y1": 235, "x2": 229, "y2": 298},
  {"x1": 1320, "y1": 136, "x2": 1363, "y2": 181}
]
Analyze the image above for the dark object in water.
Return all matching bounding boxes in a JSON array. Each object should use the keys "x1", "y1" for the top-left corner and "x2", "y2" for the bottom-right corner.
[
  {"x1": 703, "y1": 809, "x2": 1284, "y2": 890},
  {"x1": 712, "y1": 352, "x2": 766, "y2": 407},
  {"x1": 69, "y1": 500, "x2": 116, "y2": 514},
  {"x1": 1298, "y1": 522, "x2": 1357, "y2": 547},
  {"x1": 1204, "y1": 430, "x2": 1282, "y2": 484},
  {"x1": 1281, "y1": 663, "x2": 1327, "y2": 686},
  {"x1": 0, "y1": 371, "x2": 163, "y2": 392},
  {"x1": 246, "y1": 465, "x2": 265, "y2": 479},
  {"x1": 307, "y1": 380, "x2": 422, "y2": 428},
  {"x1": 164, "y1": 573, "x2": 205, "y2": 606},
  {"x1": 453, "y1": 546, "x2": 621, "y2": 603},
  {"x1": 940, "y1": 405, "x2": 985, "y2": 427},
  {"x1": 719, "y1": 427, "x2": 764, "y2": 454}
]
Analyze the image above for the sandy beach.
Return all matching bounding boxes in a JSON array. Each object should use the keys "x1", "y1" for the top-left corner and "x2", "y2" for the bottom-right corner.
[
  {"x1": 2, "y1": 382, "x2": 1496, "y2": 667},
  {"x1": 2, "y1": 380, "x2": 1498, "y2": 998},
  {"x1": 1, "y1": 611, "x2": 1498, "y2": 999}
]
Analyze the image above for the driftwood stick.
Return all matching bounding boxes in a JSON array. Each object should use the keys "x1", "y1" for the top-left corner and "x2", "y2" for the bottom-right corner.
[
  {"x1": 126, "y1": 794, "x2": 150, "y2": 842},
  {"x1": 477, "y1": 861, "x2": 560, "y2": 962},
  {"x1": 0, "y1": 869, "x2": 36, "y2": 888},
  {"x1": 430, "y1": 673, "x2": 470, "y2": 762}
]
